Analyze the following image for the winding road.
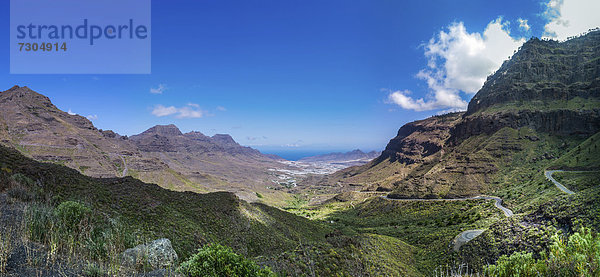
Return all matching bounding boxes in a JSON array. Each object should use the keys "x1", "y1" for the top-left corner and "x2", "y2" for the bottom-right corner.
[
  {"x1": 120, "y1": 155, "x2": 128, "y2": 177},
  {"x1": 353, "y1": 170, "x2": 579, "y2": 250},
  {"x1": 453, "y1": 229, "x2": 485, "y2": 251},
  {"x1": 452, "y1": 170, "x2": 579, "y2": 249},
  {"x1": 472, "y1": 196, "x2": 513, "y2": 217},
  {"x1": 544, "y1": 170, "x2": 575, "y2": 194},
  {"x1": 380, "y1": 194, "x2": 514, "y2": 217},
  {"x1": 373, "y1": 193, "x2": 515, "y2": 250}
]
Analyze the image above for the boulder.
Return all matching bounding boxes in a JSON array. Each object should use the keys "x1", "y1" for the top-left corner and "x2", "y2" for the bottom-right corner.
[{"x1": 121, "y1": 238, "x2": 178, "y2": 270}]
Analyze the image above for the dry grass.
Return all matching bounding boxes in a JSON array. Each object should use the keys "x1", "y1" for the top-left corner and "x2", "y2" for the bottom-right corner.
[{"x1": 0, "y1": 227, "x2": 13, "y2": 273}]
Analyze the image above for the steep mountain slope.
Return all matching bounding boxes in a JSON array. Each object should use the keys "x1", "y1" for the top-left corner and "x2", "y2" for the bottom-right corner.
[
  {"x1": 0, "y1": 86, "x2": 290, "y2": 203},
  {"x1": 320, "y1": 112, "x2": 464, "y2": 193},
  {"x1": 130, "y1": 124, "x2": 292, "y2": 202},
  {"x1": 467, "y1": 32, "x2": 600, "y2": 116},
  {"x1": 0, "y1": 144, "x2": 422, "y2": 276},
  {"x1": 0, "y1": 85, "x2": 177, "y2": 180},
  {"x1": 327, "y1": 30, "x2": 600, "y2": 200},
  {"x1": 0, "y1": 142, "x2": 327, "y2": 261}
]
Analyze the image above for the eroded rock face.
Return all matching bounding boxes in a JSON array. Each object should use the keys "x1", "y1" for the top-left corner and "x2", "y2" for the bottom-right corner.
[
  {"x1": 451, "y1": 109, "x2": 600, "y2": 143},
  {"x1": 453, "y1": 31, "x2": 600, "y2": 143},
  {"x1": 468, "y1": 32, "x2": 600, "y2": 115},
  {"x1": 121, "y1": 238, "x2": 178, "y2": 270},
  {"x1": 0, "y1": 85, "x2": 169, "y2": 178},
  {"x1": 130, "y1": 125, "x2": 264, "y2": 156},
  {"x1": 0, "y1": 86, "x2": 290, "y2": 200},
  {"x1": 378, "y1": 112, "x2": 464, "y2": 164},
  {"x1": 330, "y1": 31, "x2": 600, "y2": 199}
]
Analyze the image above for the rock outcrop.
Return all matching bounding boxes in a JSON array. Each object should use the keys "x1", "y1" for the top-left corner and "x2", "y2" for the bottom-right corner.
[
  {"x1": 329, "y1": 30, "x2": 600, "y2": 198},
  {"x1": 468, "y1": 31, "x2": 600, "y2": 115},
  {"x1": 377, "y1": 112, "x2": 464, "y2": 164},
  {"x1": 0, "y1": 86, "x2": 289, "y2": 202},
  {"x1": 0, "y1": 85, "x2": 168, "y2": 178},
  {"x1": 121, "y1": 238, "x2": 178, "y2": 270},
  {"x1": 451, "y1": 109, "x2": 600, "y2": 143}
]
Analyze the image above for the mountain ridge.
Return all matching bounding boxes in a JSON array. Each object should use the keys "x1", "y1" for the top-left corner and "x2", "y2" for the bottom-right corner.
[
  {"x1": 324, "y1": 30, "x2": 600, "y2": 199},
  {"x1": 0, "y1": 86, "x2": 291, "y2": 203}
]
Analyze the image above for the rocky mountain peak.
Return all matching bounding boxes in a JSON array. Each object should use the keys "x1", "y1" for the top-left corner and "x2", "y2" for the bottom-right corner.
[
  {"x1": 211, "y1": 134, "x2": 237, "y2": 146},
  {"x1": 377, "y1": 112, "x2": 464, "y2": 164},
  {"x1": 467, "y1": 30, "x2": 600, "y2": 115},
  {"x1": 184, "y1": 131, "x2": 208, "y2": 138},
  {"x1": 140, "y1": 124, "x2": 183, "y2": 137},
  {"x1": 0, "y1": 85, "x2": 56, "y2": 109},
  {"x1": 348, "y1": 149, "x2": 364, "y2": 154}
]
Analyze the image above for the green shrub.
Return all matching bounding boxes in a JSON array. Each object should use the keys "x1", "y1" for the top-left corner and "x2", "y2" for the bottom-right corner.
[
  {"x1": 7, "y1": 187, "x2": 32, "y2": 202},
  {"x1": 83, "y1": 262, "x2": 105, "y2": 277},
  {"x1": 484, "y1": 251, "x2": 547, "y2": 277},
  {"x1": 10, "y1": 173, "x2": 34, "y2": 186},
  {"x1": 25, "y1": 203, "x2": 55, "y2": 242},
  {"x1": 178, "y1": 244, "x2": 274, "y2": 277},
  {"x1": 485, "y1": 227, "x2": 600, "y2": 277},
  {"x1": 545, "y1": 227, "x2": 600, "y2": 276},
  {"x1": 54, "y1": 201, "x2": 91, "y2": 232}
]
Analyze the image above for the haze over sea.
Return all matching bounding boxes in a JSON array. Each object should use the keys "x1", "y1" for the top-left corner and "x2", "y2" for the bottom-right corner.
[{"x1": 257, "y1": 148, "x2": 373, "y2": 161}]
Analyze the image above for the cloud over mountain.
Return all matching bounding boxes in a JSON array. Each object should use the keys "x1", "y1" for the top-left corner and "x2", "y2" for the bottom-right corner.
[
  {"x1": 543, "y1": 0, "x2": 600, "y2": 40},
  {"x1": 389, "y1": 18, "x2": 524, "y2": 111},
  {"x1": 152, "y1": 103, "x2": 206, "y2": 118}
]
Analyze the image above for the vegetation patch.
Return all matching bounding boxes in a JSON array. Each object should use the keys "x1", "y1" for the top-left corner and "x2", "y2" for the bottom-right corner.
[{"x1": 485, "y1": 227, "x2": 600, "y2": 277}]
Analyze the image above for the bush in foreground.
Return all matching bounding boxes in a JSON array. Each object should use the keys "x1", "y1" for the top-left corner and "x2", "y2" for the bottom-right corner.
[
  {"x1": 178, "y1": 244, "x2": 274, "y2": 277},
  {"x1": 485, "y1": 227, "x2": 600, "y2": 276},
  {"x1": 24, "y1": 200, "x2": 136, "y2": 273}
]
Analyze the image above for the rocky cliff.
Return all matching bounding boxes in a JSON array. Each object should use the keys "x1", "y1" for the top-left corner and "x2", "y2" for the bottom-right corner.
[
  {"x1": 452, "y1": 31, "x2": 600, "y2": 142},
  {"x1": 377, "y1": 112, "x2": 463, "y2": 164},
  {"x1": 328, "y1": 30, "x2": 600, "y2": 198},
  {"x1": 468, "y1": 31, "x2": 600, "y2": 115},
  {"x1": 0, "y1": 86, "x2": 289, "y2": 203},
  {"x1": 0, "y1": 85, "x2": 168, "y2": 178}
]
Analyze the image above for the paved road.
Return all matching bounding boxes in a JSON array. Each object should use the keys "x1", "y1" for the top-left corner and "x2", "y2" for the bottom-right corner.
[
  {"x1": 120, "y1": 156, "x2": 128, "y2": 177},
  {"x1": 453, "y1": 229, "x2": 485, "y2": 251},
  {"x1": 472, "y1": 196, "x2": 514, "y2": 217},
  {"x1": 380, "y1": 194, "x2": 514, "y2": 217},
  {"x1": 350, "y1": 191, "x2": 515, "y2": 250},
  {"x1": 544, "y1": 170, "x2": 575, "y2": 195},
  {"x1": 352, "y1": 169, "x2": 580, "y2": 251}
]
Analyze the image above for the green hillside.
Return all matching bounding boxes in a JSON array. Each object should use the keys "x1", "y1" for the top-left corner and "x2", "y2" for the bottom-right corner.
[{"x1": 0, "y1": 144, "x2": 425, "y2": 276}]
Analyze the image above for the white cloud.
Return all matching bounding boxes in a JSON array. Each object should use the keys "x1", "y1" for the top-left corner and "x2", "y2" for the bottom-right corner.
[
  {"x1": 176, "y1": 106, "x2": 204, "y2": 118},
  {"x1": 152, "y1": 105, "x2": 178, "y2": 117},
  {"x1": 543, "y1": 0, "x2": 600, "y2": 41},
  {"x1": 216, "y1": 106, "x2": 227, "y2": 112},
  {"x1": 86, "y1": 115, "x2": 98, "y2": 121},
  {"x1": 151, "y1": 103, "x2": 206, "y2": 119},
  {"x1": 518, "y1": 18, "x2": 530, "y2": 31},
  {"x1": 150, "y1": 84, "x2": 167, "y2": 94},
  {"x1": 67, "y1": 109, "x2": 76, "y2": 115},
  {"x1": 387, "y1": 89, "x2": 459, "y2": 111},
  {"x1": 389, "y1": 18, "x2": 525, "y2": 111}
]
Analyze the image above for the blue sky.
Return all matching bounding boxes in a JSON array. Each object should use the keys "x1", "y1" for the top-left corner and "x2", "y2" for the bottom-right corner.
[{"x1": 1, "y1": 0, "x2": 598, "y2": 159}]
